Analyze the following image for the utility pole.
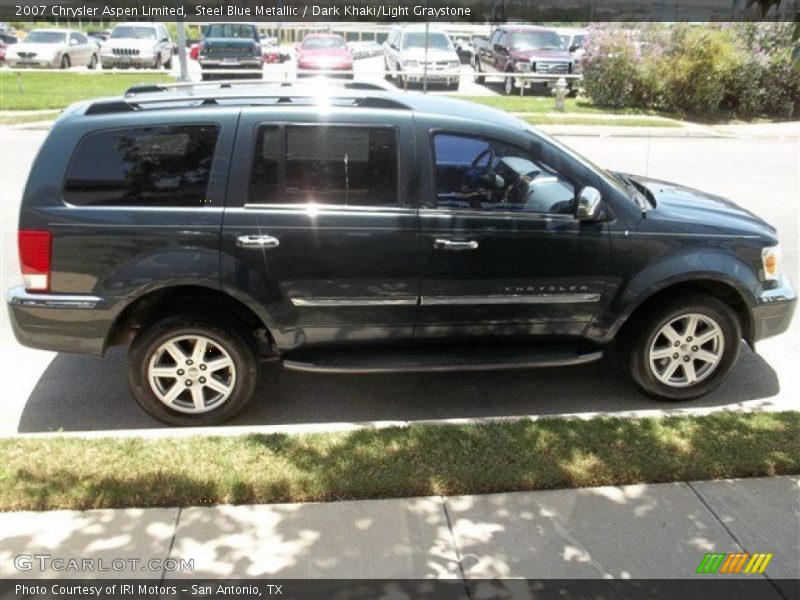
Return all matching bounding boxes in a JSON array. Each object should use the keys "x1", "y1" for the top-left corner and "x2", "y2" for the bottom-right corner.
[{"x1": 176, "y1": 20, "x2": 188, "y2": 81}]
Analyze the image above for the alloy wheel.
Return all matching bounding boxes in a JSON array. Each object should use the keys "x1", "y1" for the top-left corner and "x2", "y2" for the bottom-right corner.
[
  {"x1": 147, "y1": 335, "x2": 237, "y2": 413},
  {"x1": 648, "y1": 313, "x2": 724, "y2": 388}
]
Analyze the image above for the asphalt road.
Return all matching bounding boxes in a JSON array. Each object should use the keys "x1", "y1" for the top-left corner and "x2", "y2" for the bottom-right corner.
[{"x1": 1, "y1": 128, "x2": 797, "y2": 436}]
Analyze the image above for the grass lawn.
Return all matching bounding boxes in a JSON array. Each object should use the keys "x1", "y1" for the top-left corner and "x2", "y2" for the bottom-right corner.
[
  {"x1": 1, "y1": 411, "x2": 797, "y2": 511},
  {"x1": 0, "y1": 71, "x2": 174, "y2": 110},
  {"x1": 458, "y1": 95, "x2": 673, "y2": 117},
  {"x1": 521, "y1": 115, "x2": 680, "y2": 128}
]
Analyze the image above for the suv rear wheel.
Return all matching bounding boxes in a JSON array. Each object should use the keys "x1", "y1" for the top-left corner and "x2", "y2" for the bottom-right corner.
[
  {"x1": 127, "y1": 315, "x2": 258, "y2": 426},
  {"x1": 628, "y1": 295, "x2": 741, "y2": 401}
]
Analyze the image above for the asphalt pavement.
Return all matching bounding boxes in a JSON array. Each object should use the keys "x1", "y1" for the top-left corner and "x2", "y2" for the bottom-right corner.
[{"x1": 0, "y1": 128, "x2": 797, "y2": 436}]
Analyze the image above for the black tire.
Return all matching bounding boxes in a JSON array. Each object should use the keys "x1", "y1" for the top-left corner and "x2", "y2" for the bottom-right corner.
[
  {"x1": 127, "y1": 314, "x2": 258, "y2": 426},
  {"x1": 627, "y1": 295, "x2": 741, "y2": 401},
  {"x1": 153, "y1": 54, "x2": 162, "y2": 70},
  {"x1": 88, "y1": 54, "x2": 98, "y2": 70},
  {"x1": 474, "y1": 59, "x2": 485, "y2": 84},
  {"x1": 384, "y1": 59, "x2": 392, "y2": 81},
  {"x1": 164, "y1": 54, "x2": 173, "y2": 69},
  {"x1": 449, "y1": 79, "x2": 460, "y2": 91},
  {"x1": 60, "y1": 54, "x2": 70, "y2": 69}
]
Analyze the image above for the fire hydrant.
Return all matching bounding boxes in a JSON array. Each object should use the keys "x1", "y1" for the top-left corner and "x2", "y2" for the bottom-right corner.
[{"x1": 552, "y1": 77, "x2": 568, "y2": 112}]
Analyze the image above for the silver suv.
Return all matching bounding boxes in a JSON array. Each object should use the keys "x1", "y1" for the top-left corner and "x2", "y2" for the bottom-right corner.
[
  {"x1": 383, "y1": 25, "x2": 460, "y2": 89},
  {"x1": 101, "y1": 22, "x2": 173, "y2": 69}
]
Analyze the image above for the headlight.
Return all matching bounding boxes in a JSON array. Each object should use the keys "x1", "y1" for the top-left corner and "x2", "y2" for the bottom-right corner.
[
  {"x1": 762, "y1": 244, "x2": 781, "y2": 281},
  {"x1": 515, "y1": 61, "x2": 532, "y2": 72}
]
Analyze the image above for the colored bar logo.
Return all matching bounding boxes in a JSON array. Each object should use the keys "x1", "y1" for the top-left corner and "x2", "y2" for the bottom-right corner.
[{"x1": 696, "y1": 552, "x2": 773, "y2": 574}]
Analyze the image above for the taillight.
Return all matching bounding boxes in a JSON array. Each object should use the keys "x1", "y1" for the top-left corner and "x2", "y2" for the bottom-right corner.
[{"x1": 18, "y1": 230, "x2": 51, "y2": 292}]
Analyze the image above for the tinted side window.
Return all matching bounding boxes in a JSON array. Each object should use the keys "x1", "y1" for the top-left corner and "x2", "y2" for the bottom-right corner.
[
  {"x1": 64, "y1": 125, "x2": 219, "y2": 207},
  {"x1": 249, "y1": 125, "x2": 398, "y2": 207},
  {"x1": 432, "y1": 133, "x2": 575, "y2": 215}
]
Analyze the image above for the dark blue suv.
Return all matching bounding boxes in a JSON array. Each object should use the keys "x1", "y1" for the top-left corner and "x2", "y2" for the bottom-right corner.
[{"x1": 7, "y1": 81, "x2": 796, "y2": 425}]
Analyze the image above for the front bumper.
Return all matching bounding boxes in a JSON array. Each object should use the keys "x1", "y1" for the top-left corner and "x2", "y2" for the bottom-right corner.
[
  {"x1": 402, "y1": 70, "x2": 460, "y2": 84},
  {"x1": 752, "y1": 275, "x2": 796, "y2": 342},
  {"x1": 7, "y1": 286, "x2": 115, "y2": 356},
  {"x1": 6, "y1": 57, "x2": 59, "y2": 68},
  {"x1": 101, "y1": 53, "x2": 156, "y2": 68}
]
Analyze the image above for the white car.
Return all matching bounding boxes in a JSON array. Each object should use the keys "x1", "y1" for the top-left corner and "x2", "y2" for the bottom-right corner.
[
  {"x1": 383, "y1": 25, "x2": 461, "y2": 90},
  {"x1": 5, "y1": 29, "x2": 98, "y2": 69},
  {"x1": 101, "y1": 23, "x2": 173, "y2": 69}
]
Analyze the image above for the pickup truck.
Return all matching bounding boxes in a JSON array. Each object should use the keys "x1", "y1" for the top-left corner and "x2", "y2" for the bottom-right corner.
[
  {"x1": 473, "y1": 25, "x2": 576, "y2": 95},
  {"x1": 197, "y1": 22, "x2": 263, "y2": 80}
]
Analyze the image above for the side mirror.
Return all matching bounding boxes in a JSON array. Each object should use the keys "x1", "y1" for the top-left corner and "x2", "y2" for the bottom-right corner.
[
  {"x1": 569, "y1": 44, "x2": 579, "y2": 53},
  {"x1": 576, "y1": 186, "x2": 604, "y2": 221}
]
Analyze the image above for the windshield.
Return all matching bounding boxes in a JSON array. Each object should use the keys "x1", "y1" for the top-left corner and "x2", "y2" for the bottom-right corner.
[
  {"x1": 402, "y1": 32, "x2": 453, "y2": 51},
  {"x1": 111, "y1": 26, "x2": 156, "y2": 40},
  {"x1": 509, "y1": 31, "x2": 565, "y2": 51},
  {"x1": 24, "y1": 31, "x2": 67, "y2": 44},
  {"x1": 303, "y1": 36, "x2": 346, "y2": 50},
  {"x1": 205, "y1": 24, "x2": 257, "y2": 39}
]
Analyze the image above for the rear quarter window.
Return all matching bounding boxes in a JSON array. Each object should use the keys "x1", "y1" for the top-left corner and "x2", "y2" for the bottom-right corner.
[{"x1": 63, "y1": 124, "x2": 219, "y2": 207}]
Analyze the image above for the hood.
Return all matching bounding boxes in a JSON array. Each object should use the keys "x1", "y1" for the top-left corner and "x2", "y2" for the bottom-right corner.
[
  {"x1": 106, "y1": 38, "x2": 159, "y2": 51},
  {"x1": 400, "y1": 47, "x2": 458, "y2": 63},
  {"x1": 628, "y1": 174, "x2": 776, "y2": 239},
  {"x1": 11, "y1": 42, "x2": 65, "y2": 56},
  {"x1": 510, "y1": 48, "x2": 572, "y2": 62}
]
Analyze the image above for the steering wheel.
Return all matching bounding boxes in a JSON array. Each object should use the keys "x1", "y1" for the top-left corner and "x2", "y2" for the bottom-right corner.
[{"x1": 460, "y1": 147, "x2": 496, "y2": 191}]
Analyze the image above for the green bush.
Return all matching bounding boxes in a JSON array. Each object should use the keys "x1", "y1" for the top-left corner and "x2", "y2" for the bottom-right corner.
[
  {"x1": 580, "y1": 26, "x2": 639, "y2": 108},
  {"x1": 659, "y1": 26, "x2": 742, "y2": 119},
  {"x1": 582, "y1": 23, "x2": 799, "y2": 120}
]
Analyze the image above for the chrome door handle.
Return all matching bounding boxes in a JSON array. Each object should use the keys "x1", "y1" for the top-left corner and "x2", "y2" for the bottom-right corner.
[
  {"x1": 236, "y1": 235, "x2": 280, "y2": 249},
  {"x1": 433, "y1": 239, "x2": 479, "y2": 251}
]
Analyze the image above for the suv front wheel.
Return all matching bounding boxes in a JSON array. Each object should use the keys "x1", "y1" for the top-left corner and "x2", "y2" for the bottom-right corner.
[
  {"x1": 628, "y1": 295, "x2": 741, "y2": 401},
  {"x1": 127, "y1": 315, "x2": 258, "y2": 426}
]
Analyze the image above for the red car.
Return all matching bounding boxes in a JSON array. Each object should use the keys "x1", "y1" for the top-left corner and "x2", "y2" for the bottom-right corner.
[
  {"x1": 295, "y1": 34, "x2": 353, "y2": 78},
  {"x1": 189, "y1": 42, "x2": 200, "y2": 60}
]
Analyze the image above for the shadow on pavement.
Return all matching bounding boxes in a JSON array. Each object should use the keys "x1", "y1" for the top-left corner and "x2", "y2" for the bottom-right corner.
[{"x1": 16, "y1": 344, "x2": 780, "y2": 433}]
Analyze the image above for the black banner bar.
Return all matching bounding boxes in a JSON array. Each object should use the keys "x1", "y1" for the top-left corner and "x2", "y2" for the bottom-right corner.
[{"x1": 1, "y1": 0, "x2": 798, "y2": 23}]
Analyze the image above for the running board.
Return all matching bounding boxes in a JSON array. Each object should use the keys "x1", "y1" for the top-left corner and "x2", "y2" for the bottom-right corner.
[{"x1": 282, "y1": 345, "x2": 603, "y2": 374}]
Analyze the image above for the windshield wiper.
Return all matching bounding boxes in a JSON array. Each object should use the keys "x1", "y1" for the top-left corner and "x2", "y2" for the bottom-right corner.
[{"x1": 612, "y1": 172, "x2": 649, "y2": 216}]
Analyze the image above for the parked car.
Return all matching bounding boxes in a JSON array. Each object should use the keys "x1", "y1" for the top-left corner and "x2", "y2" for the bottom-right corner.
[
  {"x1": 296, "y1": 34, "x2": 353, "y2": 79},
  {"x1": 101, "y1": 23, "x2": 173, "y2": 69},
  {"x1": 197, "y1": 22, "x2": 262, "y2": 80},
  {"x1": 5, "y1": 29, "x2": 98, "y2": 69},
  {"x1": 383, "y1": 25, "x2": 461, "y2": 89},
  {"x1": 8, "y1": 82, "x2": 795, "y2": 426},
  {"x1": 473, "y1": 25, "x2": 576, "y2": 95},
  {"x1": 87, "y1": 30, "x2": 110, "y2": 43},
  {"x1": 556, "y1": 27, "x2": 588, "y2": 73},
  {"x1": 189, "y1": 42, "x2": 200, "y2": 61},
  {"x1": 0, "y1": 32, "x2": 17, "y2": 64},
  {"x1": 453, "y1": 38, "x2": 474, "y2": 64}
]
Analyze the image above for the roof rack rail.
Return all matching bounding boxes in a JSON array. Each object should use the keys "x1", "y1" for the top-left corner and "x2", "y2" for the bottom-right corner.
[
  {"x1": 86, "y1": 90, "x2": 410, "y2": 116},
  {"x1": 123, "y1": 79, "x2": 395, "y2": 97}
]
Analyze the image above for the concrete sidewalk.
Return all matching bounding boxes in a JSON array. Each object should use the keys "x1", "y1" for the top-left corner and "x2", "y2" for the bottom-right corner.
[{"x1": 1, "y1": 476, "x2": 798, "y2": 585}]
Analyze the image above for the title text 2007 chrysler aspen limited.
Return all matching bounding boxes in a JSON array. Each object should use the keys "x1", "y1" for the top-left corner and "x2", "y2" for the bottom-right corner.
[{"x1": 8, "y1": 82, "x2": 796, "y2": 425}]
